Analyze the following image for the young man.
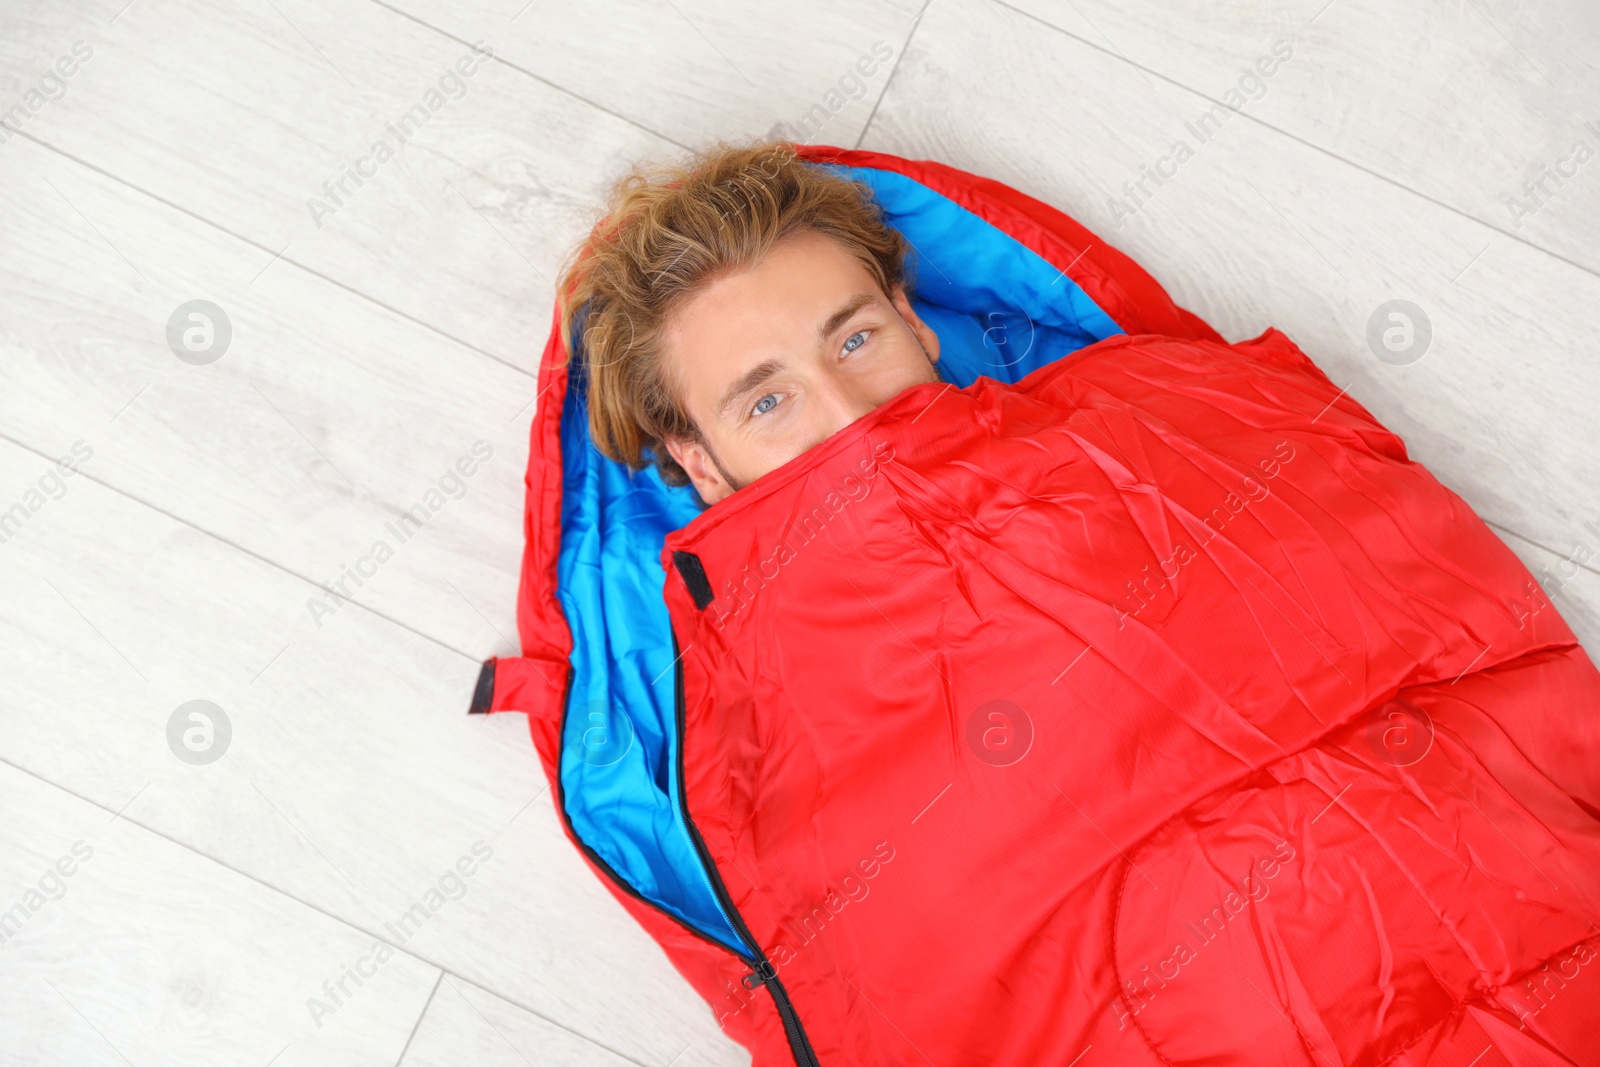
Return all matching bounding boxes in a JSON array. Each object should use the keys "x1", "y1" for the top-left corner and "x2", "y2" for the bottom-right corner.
[{"x1": 556, "y1": 140, "x2": 942, "y2": 505}]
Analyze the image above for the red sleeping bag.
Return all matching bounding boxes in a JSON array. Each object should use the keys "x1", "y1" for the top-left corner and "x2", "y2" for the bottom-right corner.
[{"x1": 477, "y1": 148, "x2": 1600, "y2": 1065}]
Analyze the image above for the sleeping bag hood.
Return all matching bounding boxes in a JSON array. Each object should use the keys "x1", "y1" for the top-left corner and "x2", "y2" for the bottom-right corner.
[{"x1": 471, "y1": 146, "x2": 1600, "y2": 1066}]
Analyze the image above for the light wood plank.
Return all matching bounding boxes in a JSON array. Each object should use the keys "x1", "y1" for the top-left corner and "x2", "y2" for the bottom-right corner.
[
  {"x1": 0, "y1": 433, "x2": 746, "y2": 1065},
  {"x1": 1000, "y1": 0, "x2": 1600, "y2": 274},
  {"x1": 399, "y1": 974, "x2": 703, "y2": 1067},
  {"x1": 864, "y1": 0, "x2": 1600, "y2": 597},
  {"x1": 0, "y1": 762, "x2": 439, "y2": 1067},
  {"x1": 0, "y1": 133, "x2": 527, "y2": 658},
  {"x1": 0, "y1": 0, "x2": 676, "y2": 367},
  {"x1": 375, "y1": 0, "x2": 922, "y2": 152}
]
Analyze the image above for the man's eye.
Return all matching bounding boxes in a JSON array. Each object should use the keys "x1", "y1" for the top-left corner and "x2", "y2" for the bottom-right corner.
[
  {"x1": 751, "y1": 393, "x2": 781, "y2": 417},
  {"x1": 842, "y1": 329, "x2": 869, "y2": 355}
]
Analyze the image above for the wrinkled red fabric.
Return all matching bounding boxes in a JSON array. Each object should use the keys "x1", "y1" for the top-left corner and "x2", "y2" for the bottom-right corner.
[{"x1": 656, "y1": 327, "x2": 1600, "y2": 1065}]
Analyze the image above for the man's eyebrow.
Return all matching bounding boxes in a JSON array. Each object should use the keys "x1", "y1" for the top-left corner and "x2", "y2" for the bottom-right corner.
[
  {"x1": 713, "y1": 292, "x2": 882, "y2": 422},
  {"x1": 816, "y1": 291, "x2": 879, "y2": 347},
  {"x1": 715, "y1": 357, "x2": 786, "y2": 422}
]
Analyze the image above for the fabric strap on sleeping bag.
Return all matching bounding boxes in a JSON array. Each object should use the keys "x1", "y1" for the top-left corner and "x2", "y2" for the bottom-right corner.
[{"x1": 659, "y1": 326, "x2": 1600, "y2": 1065}]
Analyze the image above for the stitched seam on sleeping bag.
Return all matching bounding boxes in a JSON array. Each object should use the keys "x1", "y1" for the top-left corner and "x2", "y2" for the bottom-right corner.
[
  {"x1": 1102, "y1": 644, "x2": 1587, "y2": 1065},
  {"x1": 1109, "y1": 781, "x2": 1337, "y2": 1067},
  {"x1": 1097, "y1": 642, "x2": 1574, "y2": 907},
  {"x1": 1109, "y1": 790, "x2": 1455, "y2": 1067},
  {"x1": 1373, "y1": 999, "x2": 1463, "y2": 1067},
  {"x1": 1113, "y1": 694, "x2": 1587, "y2": 1067},
  {"x1": 1373, "y1": 931, "x2": 1600, "y2": 1066}
]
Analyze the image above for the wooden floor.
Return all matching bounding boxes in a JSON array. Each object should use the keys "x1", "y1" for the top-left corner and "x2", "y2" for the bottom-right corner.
[{"x1": 2, "y1": 1, "x2": 1598, "y2": 1063}]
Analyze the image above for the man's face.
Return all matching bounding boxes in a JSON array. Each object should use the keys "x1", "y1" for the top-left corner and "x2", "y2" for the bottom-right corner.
[{"x1": 660, "y1": 229, "x2": 942, "y2": 505}]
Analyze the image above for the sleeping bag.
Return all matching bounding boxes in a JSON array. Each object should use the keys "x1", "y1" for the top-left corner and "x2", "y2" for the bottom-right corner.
[{"x1": 470, "y1": 146, "x2": 1600, "y2": 1065}]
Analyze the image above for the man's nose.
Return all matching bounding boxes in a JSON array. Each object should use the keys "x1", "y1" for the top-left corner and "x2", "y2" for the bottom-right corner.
[{"x1": 813, "y1": 370, "x2": 879, "y2": 434}]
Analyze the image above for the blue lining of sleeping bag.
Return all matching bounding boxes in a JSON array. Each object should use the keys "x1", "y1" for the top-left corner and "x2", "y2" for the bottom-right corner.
[{"x1": 557, "y1": 162, "x2": 1126, "y2": 956}]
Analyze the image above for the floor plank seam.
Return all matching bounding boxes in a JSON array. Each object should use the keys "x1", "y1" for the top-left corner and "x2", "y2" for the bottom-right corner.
[
  {"x1": 0, "y1": 428, "x2": 501, "y2": 668},
  {"x1": 437, "y1": 971, "x2": 657, "y2": 1067},
  {"x1": 855, "y1": 1, "x2": 928, "y2": 151},
  {"x1": 986, "y1": 0, "x2": 1600, "y2": 286},
  {"x1": 391, "y1": 969, "x2": 443, "y2": 1067},
  {"x1": 0, "y1": 754, "x2": 657, "y2": 1066},
  {"x1": 365, "y1": 0, "x2": 692, "y2": 154},
  {"x1": 11, "y1": 129, "x2": 539, "y2": 380},
  {"x1": 1484, "y1": 519, "x2": 1600, "y2": 587}
]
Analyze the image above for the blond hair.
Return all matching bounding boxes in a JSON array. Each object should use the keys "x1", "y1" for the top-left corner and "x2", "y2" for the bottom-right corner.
[{"x1": 553, "y1": 139, "x2": 909, "y2": 488}]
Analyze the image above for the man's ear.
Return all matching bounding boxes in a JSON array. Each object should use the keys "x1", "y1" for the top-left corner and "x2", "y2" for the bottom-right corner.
[
  {"x1": 663, "y1": 434, "x2": 735, "y2": 506},
  {"x1": 889, "y1": 285, "x2": 939, "y2": 365}
]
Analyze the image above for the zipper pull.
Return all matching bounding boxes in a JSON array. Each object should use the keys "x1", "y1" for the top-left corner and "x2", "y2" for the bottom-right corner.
[{"x1": 741, "y1": 959, "x2": 778, "y2": 990}]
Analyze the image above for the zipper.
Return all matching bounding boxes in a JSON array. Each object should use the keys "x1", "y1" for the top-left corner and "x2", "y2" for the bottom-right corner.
[
  {"x1": 670, "y1": 626, "x2": 822, "y2": 1067},
  {"x1": 549, "y1": 629, "x2": 821, "y2": 1066},
  {"x1": 548, "y1": 665, "x2": 743, "y2": 957}
]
